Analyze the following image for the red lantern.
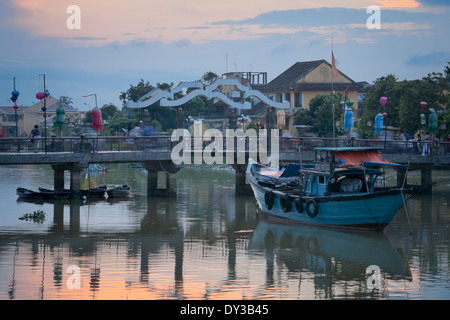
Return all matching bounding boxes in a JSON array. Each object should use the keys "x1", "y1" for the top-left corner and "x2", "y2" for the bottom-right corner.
[
  {"x1": 420, "y1": 101, "x2": 427, "y2": 110},
  {"x1": 91, "y1": 107, "x2": 103, "y2": 131},
  {"x1": 13, "y1": 104, "x2": 19, "y2": 110},
  {"x1": 36, "y1": 92, "x2": 45, "y2": 100},
  {"x1": 382, "y1": 112, "x2": 387, "y2": 118},
  {"x1": 380, "y1": 97, "x2": 388, "y2": 106}
]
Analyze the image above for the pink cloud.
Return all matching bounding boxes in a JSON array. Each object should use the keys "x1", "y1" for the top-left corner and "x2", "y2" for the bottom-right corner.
[{"x1": 11, "y1": 0, "x2": 378, "y2": 45}]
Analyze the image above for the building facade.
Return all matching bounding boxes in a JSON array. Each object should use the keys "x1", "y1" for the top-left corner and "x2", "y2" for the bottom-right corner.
[{"x1": 261, "y1": 60, "x2": 365, "y2": 135}]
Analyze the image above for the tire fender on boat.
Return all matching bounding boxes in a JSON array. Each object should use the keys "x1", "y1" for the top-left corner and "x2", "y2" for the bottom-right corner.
[
  {"x1": 279, "y1": 194, "x2": 291, "y2": 213},
  {"x1": 294, "y1": 197, "x2": 303, "y2": 213},
  {"x1": 305, "y1": 198, "x2": 319, "y2": 218},
  {"x1": 265, "y1": 191, "x2": 275, "y2": 210}
]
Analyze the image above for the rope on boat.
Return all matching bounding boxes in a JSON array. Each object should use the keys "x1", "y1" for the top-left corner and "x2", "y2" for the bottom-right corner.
[{"x1": 401, "y1": 160, "x2": 413, "y2": 237}]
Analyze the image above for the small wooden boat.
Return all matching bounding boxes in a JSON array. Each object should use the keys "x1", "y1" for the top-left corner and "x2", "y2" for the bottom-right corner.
[
  {"x1": 80, "y1": 184, "x2": 108, "y2": 198},
  {"x1": 40, "y1": 185, "x2": 107, "y2": 199},
  {"x1": 246, "y1": 147, "x2": 411, "y2": 231},
  {"x1": 107, "y1": 184, "x2": 131, "y2": 198},
  {"x1": 17, "y1": 187, "x2": 71, "y2": 200}
]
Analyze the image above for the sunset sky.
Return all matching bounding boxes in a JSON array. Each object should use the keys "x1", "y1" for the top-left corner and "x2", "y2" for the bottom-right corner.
[{"x1": 1, "y1": 0, "x2": 449, "y2": 110}]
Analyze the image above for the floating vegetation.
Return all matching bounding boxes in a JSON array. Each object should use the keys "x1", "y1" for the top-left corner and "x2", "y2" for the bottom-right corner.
[{"x1": 19, "y1": 210, "x2": 46, "y2": 223}]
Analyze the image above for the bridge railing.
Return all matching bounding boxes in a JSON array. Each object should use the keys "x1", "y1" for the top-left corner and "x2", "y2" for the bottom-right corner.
[
  {"x1": 280, "y1": 136, "x2": 450, "y2": 156},
  {"x1": 0, "y1": 135, "x2": 173, "y2": 153},
  {"x1": 0, "y1": 135, "x2": 449, "y2": 155}
]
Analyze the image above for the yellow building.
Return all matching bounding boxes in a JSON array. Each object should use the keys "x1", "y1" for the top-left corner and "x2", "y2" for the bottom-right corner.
[{"x1": 261, "y1": 60, "x2": 365, "y2": 135}]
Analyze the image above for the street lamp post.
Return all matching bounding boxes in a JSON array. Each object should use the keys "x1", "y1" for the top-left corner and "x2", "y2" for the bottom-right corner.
[{"x1": 83, "y1": 93, "x2": 97, "y2": 110}]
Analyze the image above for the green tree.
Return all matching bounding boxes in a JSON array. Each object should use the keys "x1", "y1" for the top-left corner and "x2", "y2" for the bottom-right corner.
[
  {"x1": 106, "y1": 114, "x2": 132, "y2": 136},
  {"x1": 119, "y1": 80, "x2": 176, "y2": 131},
  {"x1": 101, "y1": 103, "x2": 119, "y2": 120},
  {"x1": 119, "y1": 79, "x2": 154, "y2": 107},
  {"x1": 84, "y1": 110, "x2": 92, "y2": 124},
  {"x1": 60, "y1": 96, "x2": 73, "y2": 106},
  {"x1": 360, "y1": 68, "x2": 449, "y2": 137},
  {"x1": 358, "y1": 74, "x2": 401, "y2": 137},
  {"x1": 293, "y1": 93, "x2": 344, "y2": 137},
  {"x1": 201, "y1": 71, "x2": 218, "y2": 86},
  {"x1": 444, "y1": 62, "x2": 450, "y2": 82}
]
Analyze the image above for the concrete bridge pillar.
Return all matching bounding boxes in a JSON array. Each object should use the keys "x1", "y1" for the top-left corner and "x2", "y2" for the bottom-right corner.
[
  {"x1": 54, "y1": 168, "x2": 65, "y2": 190},
  {"x1": 143, "y1": 161, "x2": 180, "y2": 197},
  {"x1": 420, "y1": 165, "x2": 433, "y2": 193},
  {"x1": 233, "y1": 163, "x2": 252, "y2": 195},
  {"x1": 70, "y1": 169, "x2": 81, "y2": 196},
  {"x1": 51, "y1": 163, "x2": 82, "y2": 196}
]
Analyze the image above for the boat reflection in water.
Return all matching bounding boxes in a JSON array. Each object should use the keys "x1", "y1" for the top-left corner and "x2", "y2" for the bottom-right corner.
[{"x1": 249, "y1": 217, "x2": 412, "y2": 298}]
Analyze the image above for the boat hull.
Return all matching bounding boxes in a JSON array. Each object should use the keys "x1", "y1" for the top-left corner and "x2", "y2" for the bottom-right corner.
[
  {"x1": 106, "y1": 185, "x2": 131, "y2": 198},
  {"x1": 248, "y1": 178, "x2": 406, "y2": 231},
  {"x1": 17, "y1": 187, "x2": 71, "y2": 200},
  {"x1": 106, "y1": 190, "x2": 130, "y2": 198}
]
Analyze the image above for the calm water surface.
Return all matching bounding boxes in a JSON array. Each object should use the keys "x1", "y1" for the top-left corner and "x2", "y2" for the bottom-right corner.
[{"x1": 0, "y1": 164, "x2": 449, "y2": 300}]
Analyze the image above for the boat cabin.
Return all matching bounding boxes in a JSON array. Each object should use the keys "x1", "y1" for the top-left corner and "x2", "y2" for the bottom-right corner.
[{"x1": 301, "y1": 147, "x2": 400, "y2": 197}]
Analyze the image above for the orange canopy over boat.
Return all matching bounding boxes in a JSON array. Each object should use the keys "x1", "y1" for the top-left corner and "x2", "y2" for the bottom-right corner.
[{"x1": 317, "y1": 147, "x2": 403, "y2": 167}]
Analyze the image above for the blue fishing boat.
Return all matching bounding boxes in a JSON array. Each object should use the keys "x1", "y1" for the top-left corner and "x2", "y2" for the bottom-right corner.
[{"x1": 246, "y1": 147, "x2": 411, "y2": 231}]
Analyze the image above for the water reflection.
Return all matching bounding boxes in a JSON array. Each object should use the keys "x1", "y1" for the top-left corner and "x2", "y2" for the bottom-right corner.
[
  {"x1": 249, "y1": 219, "x2": 412, "y2": 299},
  {"x1": 0, "y1": 165, "x2": 449, "y2": 300}
]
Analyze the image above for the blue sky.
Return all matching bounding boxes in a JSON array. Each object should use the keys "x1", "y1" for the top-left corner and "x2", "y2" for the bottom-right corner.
[{"x1": 0, "y1": 0, "x2": 449, "y2": 110}]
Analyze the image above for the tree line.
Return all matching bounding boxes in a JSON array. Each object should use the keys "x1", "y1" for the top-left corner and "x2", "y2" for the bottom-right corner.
[
  {"x1": 294, "y1": 63, "x2": 450, "y2": 139},
  {"x1": 82, "y1": 65, "x2": 449, "y2": 138}
]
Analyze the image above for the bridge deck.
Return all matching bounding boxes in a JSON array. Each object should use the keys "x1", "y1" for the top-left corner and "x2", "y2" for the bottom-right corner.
[{"x1": 0, "y1": 135, "x2": 449, "y2": 167}]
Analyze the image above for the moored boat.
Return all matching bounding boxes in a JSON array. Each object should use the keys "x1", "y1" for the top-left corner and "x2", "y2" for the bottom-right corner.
[
  {"x1": 17, "y1": 184, "x2": 108, "y2": 201},
  {"x1": 80, "y1": 184, "x2": 108, "y2": 198},
  {"x1": 40, "y1": 185, "x2": 108, "y2": 199},
  {"x1": 246, "y1": 147, "x2": 411, "y2": 231},
  {"x1": 107, "y1": 184, "x2": 131, "y2": 198},
  {"x1": 17, "y1": 187, "x2": 71, "y2": 200}
]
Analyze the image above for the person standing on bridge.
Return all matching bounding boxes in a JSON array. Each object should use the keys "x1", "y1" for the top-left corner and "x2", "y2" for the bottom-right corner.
[{"x1": 29, "y1": 125, "x2": 41, "y2": 152}]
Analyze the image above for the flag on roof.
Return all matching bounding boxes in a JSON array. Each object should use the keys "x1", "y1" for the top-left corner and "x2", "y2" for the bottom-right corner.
[{"x1": 332, "y1": 51, "x2": 339, "y2": 77}]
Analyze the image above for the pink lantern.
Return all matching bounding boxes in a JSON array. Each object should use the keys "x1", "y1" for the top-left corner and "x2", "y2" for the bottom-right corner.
[
  {"x1": 380, "y1": 97, "x2": 388, "y2": 106},
  {"x1": 13, "y1": 104, "x2": 19, "y2": 110},
  {"x1": 420, "y1": 101, "x2": 427, "y2": 110},
  {"x1": 36, "y1": 92, "x2": 45, "y2": 100}
]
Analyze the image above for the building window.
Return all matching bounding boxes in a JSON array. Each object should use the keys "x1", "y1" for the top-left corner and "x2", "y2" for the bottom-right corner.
[
  {"x1": 295, "y1": 93, "x2": 300, "y2": 108},
  {"x1": 285, "y1": 93, "x2": 291, "y2": 102}
]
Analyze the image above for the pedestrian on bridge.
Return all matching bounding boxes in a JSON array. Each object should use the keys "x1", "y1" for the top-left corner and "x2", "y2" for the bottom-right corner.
[{"x1": 29, "y1": 125, "x2": 41, "y2": 152}]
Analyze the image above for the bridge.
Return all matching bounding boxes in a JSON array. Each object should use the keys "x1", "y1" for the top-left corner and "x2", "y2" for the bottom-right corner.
[{"x1": 0, "y1": 135, "x2": 449, "y2": 196}]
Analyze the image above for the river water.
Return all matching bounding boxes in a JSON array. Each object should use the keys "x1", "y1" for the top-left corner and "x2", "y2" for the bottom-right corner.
[{"x1": 0, "y1": 164, "x2": 448, "y2": 300}]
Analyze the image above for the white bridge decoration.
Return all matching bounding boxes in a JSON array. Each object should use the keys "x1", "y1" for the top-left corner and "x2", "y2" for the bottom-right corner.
[{"x1": 127, "y1": 79, "x2": 289, "y2": 110}]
